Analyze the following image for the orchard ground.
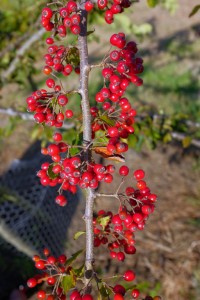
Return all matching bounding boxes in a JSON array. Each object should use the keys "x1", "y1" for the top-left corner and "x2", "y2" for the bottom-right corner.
[{"x1": 0, "y1": 0, "x2": 200, "y2": 299}]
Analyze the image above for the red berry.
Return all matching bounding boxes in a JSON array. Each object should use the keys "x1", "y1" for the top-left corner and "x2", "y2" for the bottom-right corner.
[
  {"x1": 98, "y1": 0, "x2": 108, "y2": 9},
  {"x1": 119, "y1": 165, "x2": 129, "y2": 176},
  {"x1": 48, "y1": 144, "x2": 60, "y2": 156},
  {"x1": 71, "y1": 25, "x2": 81, "y2": 35},
  {"x1": 82, "y1": 295, "x2": 93, "y2": 300},
  {"x1": 114, "y1": 294, "x2": 124, "y2": 300},
  {"x1": 58, "y1": 254, "x2": 67, "y2": 263},
  {"x1": 55, "y1": 195, "x2": 67, "y2": 206},
  {"x1": 70, "y1": 290, "x2": 81, "y2": 300},
  {"x1": 85, "y1": 1, "x2": 94, "y2": 11},
  {"x1": 37, "y1": 290, "x2": 46, "y2": 299},
  {"x1": 132, "y1": 289, "x2": 140, "y2": 298},
  {"x1": 58, "y1": 95, "x2": 68, "y2": 106},
  {"x1": 133, "y1": 213, "x2": 143, "y2": 224},
  {"x1": 66, "y1": 1, "x2": 77, "y2": 13},
  {"x1": 53, "y1": 132, "x2": 62, "y2": 142},
  {"x1": 113, "y1": 284, "x2": 126, "y2": 295},
  {"x1": 123, "y1": 270, "x2": 135, "y2": 281},
  {"x1": 42, "y1": 7, "x2": 53, "y2": 19},
  {"x1": 47, "y1": 276, "x2": 56, "y2": 285},
  {"x1": 133, "y1": 169, "x2": 145, "y2": 180},
  {"x1": 27, "y1": 278, "x2": 37, "y2": 288},
  {"x1": 46, "y1": 78, "x2": 55, "y2": 88},
  {"x1": 108, "y1": 127, "x2": 118, "y2": 137},
  {"x1": 35, "y1": 260, "x2": 45, "y2": 270},
  {"x1": 65, "y1": 109, "x2": 74, "y2": 118}
]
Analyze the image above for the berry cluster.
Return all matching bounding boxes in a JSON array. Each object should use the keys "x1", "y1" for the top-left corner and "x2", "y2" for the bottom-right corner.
[
  {"x1": 84, "y1": 0, "x2": 132, "y2": 24},
  {"x1": 41, "y1": 2, "x2": 80, "y2": 35},
  {"x1": 37, "y1": 134, "x2": 116, "y2": 205},
  {"x1": 43, "y1": 43, "x2": 79, "y2": 76},
  {"x1": 26, "y1": 79, "x2": 74, "y2": 127},
  {"x1": 93, "y1": 169, "x2": 157, "y2": 261},
  {"x1": 27, "y1": 248, "x2": 68, "y2": 299},
  {"x1": 27, "y1": 247, "x2": 140, "y2": 300},
  {"x1": 90, "y1": 33, "x2": 143, "y2": 156}
]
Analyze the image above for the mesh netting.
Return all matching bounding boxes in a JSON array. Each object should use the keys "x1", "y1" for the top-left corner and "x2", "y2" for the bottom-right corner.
[{"x1": 0, "y1": 145, "x2": 80, "y2": 257}]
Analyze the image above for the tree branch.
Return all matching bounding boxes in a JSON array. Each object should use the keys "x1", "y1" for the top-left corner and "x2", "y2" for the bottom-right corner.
[
  {"x1": 1, "y1": 28, "x2": 45, "y2": 81},
  {"x1": 78, "y1": 1, "x2": 96, "y2": 289}
]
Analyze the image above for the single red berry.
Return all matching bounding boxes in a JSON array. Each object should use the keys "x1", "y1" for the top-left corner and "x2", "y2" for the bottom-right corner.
[
  {"x1": 71, "y1": 25, "x2": 81, "y2": 35},
  {"x1": 65, "y1": 109, "x2": 74, "y2": 118},
  {"x1": 85, "y1": 1, "x2": 94, "y2": 11},
  {"x1": 48, "y1": 144, "x2": 60, "y2": 156},
  {"x1": 123, "y1": 270, "x2": 135, "y2": 281},
  {"x1": 113, "y1": 284, "x2": 126, "y2": 296},
  {"x1": 47, "y1": 256, "x2": 57, "y2": 264},
  {"x1": 35, "y1": 260, "x2": 45, "y2": 270},
  {"x1": 132, "y1": 289, "x2": 140, "y2": 298},
  {"x1": 108, "y1": 126, "x2": 118, "y2": 137},
  {"x1": 27, "y1": 278, "x2": 37, "y2": 288},
  {"x1": 42, "y1": 7, "x2": 53, "y2": 19},
  {"x1": 137, "y1": 180, "x2": 147, "y2": 190},
  {"x1": 46, "y1": 78, "x2": 55, "y2": 88},
  {"x1": 58, "y1": 95, "x2": 68, "y2": 106},
  {"x1": 114, "y1": 294, "x2": 124, "y2": 300},
  {"x1": 47, "y1": 276, "x2": 56, "y2": 285},
  {"x1": 55, "y1": 195, "x2": 67, "y2": 206},
  {"x1": 133, "y1": 169, "x2": 145, "y2": 180},
  {"x1": 82, "y1": 294, "x2": 94, "y2": 300},
  {"x1": 53, "y1": 132, "x2": 62, "y2": 142},
  {"x1": 117, "y1": 251, "x2": 125, "y2": 261},
  {"x1": 119, "y1": 165, "x2": 129, "y2": 176},
  {"x1": 98, "y1": 0, "x2": 108, "y2": 9},
  {"x1": 43, "y1": 66, "x2": 52, "y2": 75},
  {"x1": 37, "y1": 290, "x2": 46, "y2": 299},
  {"x1": 43, "y1": 248, "x2": 50, "y2": 256},
  {"x1": 66, "y1": 1, "x2": 77, "y2": 13},
  {"x1": 70, "y1": 290, "x2": 81, "y2": 300},
  {"x1": 58, "y1": 254, "x2": 67, "y2": 264},
  {"x1": 133, "y1": 213, "x2": 143, "y2": 224}
]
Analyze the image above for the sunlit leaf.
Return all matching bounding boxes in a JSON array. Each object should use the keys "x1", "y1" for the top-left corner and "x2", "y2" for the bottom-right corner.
[
  {"x1": 97, "y1": 215, "x2": 110, "y2": 230},
  {"x1": 61, "y1": 273, "x2": 76, "y2": 293},
  {"x1": 74, "y1": 231, "x2": 85, "y2": 240}
]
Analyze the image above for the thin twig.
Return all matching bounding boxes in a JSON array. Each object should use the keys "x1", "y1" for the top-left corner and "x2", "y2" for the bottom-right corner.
[{"x1": 2, "y1": 28, "x2": 46, "y2": 80}]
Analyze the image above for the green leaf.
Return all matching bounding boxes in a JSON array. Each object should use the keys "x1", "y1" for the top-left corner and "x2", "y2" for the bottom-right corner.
[
  {"x1": 147, "y1": 0, "x2": 159, "y2": 7},
  {"x1": 97, "y1": 215, "x2": 110, "y2": 230},
  {"x1": 182, "y1": 136, "x2": 192, "y2": 148},
  {"x1": 189, "y1": 5, "x2": 200, "y2": 17},
  {"x1": 74, "y1": 231, "x2": 85, "y2": 240},
  {"x1": 61, "y1": 274, "x2": 76, "y2": 293},
  {"x1": 99, "y1": 115, "x2": 115, "y2": 127},
  {"x1": 73, "y1": 264, "x2": 84, "y2": 277},
  {"x1": 87, "y1": 29, "x2": 95, "y2": 36},
  {"x1": 66, "y1": 249, "x2": 84, "y2": 266},
  {"x1": 99, "y1": 283, "x2": 112, "y2": 298},
  {"x1": 47, "y1": 164, "x2": 58, "y2": 180}
]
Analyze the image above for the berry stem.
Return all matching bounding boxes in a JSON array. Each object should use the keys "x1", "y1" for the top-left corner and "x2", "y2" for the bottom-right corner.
[{"x1": 78, "y1": 0, "x2": 96, "y2": 289}]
